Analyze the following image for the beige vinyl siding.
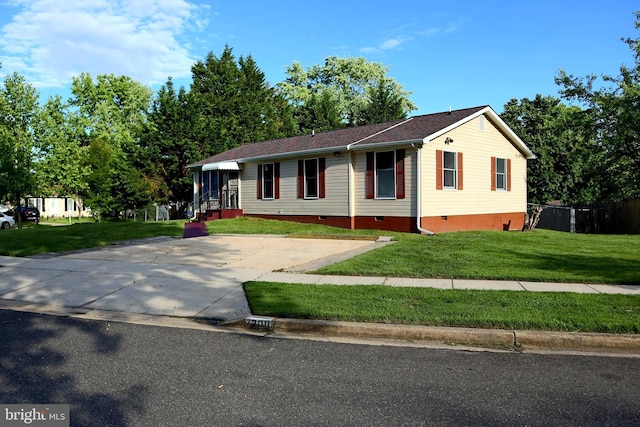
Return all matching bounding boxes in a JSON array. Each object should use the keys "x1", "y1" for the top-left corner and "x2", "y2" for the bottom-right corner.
[
  {"x1": 240, "y1": 155, "x2": 350, "y2": 216},
  {"x1": 422, "y1": 114, "x2": 527, "y2": 216},
  {"x1": 353, "y1": 148, "x2": 416, "y2": 217}
]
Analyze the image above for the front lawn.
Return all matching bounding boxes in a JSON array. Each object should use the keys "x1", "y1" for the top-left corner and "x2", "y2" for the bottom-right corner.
[
  {"x1": 245, "y1": 282, "x2": 640, "y2": 334},
  {"x1": 0, "y1": 220, "x2": 187, "y2": 256},
  {"x1": 313, "y1": 229, "x2": 640, "y2": 285}
]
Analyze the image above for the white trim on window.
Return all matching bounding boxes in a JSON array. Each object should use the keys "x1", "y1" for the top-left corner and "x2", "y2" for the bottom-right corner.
[
  {"x1": 262, "y1": 162, "x2": 275, "y2": 200},
  {"x1": 375, "y1": 150, "x2": 396, "y2": 199},
  {"x1": 304, "y1": 158, "x2": 319, "y2": 199},
  {"x1": 495, "y1": 157, "x2": 507, "y2": 191},
  {"x1": 443, "y1": 150, "x2": 457, "y2": 190}
]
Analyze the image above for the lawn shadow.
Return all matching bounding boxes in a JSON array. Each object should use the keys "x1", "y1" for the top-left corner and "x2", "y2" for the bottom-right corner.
[{"x1": 505, "y1": 247, "x2": 640, "y2": 284}]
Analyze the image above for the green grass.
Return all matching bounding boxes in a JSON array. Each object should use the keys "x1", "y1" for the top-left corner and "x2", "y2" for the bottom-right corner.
[
  {"x1": 314, "y1": 229, "x2": 640, "y2": 285},
  {"x1": 244, "y1": 282, "x2": 640, "y2": 334},
  {"x1": 203, "y1": 216, "x2": 380, "y2": 236},
  {"x1": 0, "y1": 220, "x2": 187, "y2": 256}
]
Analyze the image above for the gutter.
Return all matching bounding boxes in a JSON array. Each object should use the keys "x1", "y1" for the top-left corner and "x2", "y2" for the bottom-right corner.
[{"x1": 412, "y1": 142, "x2": 435, "y2": 236}]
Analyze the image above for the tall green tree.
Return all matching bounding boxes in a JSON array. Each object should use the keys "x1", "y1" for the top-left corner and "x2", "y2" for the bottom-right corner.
[
  {"x1": 84, "y1": 137, "x2": 114, "y2": 221},
  {"x1": 278, "y1": 56, "x2": 416, "y2": 130},
  {"x1": 67, "y1": 73, "x2": 154, "y2": 215},
  {"x1": 501, "y1": 95, "x2": 599, "y2": 204},
  {"x1": 294, "y1": 89, "x2": 344, "y2": 134},
  {"x1": 139, "y1": 77, "x2": 201, "y2": 212},
  {"x1": 0, "y1": 72, "x2": 40, "y2": 227},
  {"x1": 190, "y1": 45, "x2": 295, "y2": 157},
  {"x1": 360, "y1": 79, "x2": 408, "y2": 125},
  {"x1": 35, "y1": 95, "x2": 90, "y2": 217},
  {"x1": 555, "y1": 10, "x2": 640, "y2": 201}
]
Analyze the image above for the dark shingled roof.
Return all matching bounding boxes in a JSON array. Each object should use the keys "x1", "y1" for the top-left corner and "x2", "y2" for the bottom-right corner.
[{"x1": 190, "y1": 106, "x2": 489, "y2": 167}]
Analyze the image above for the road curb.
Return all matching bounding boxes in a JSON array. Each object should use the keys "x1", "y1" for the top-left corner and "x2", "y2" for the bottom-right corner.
[
  {"x1": 514, "y1": 329, "x2": 640, "y2": 353},
  {"x1": 234, "y1": 317, "x2": 640, "y2": 354}
]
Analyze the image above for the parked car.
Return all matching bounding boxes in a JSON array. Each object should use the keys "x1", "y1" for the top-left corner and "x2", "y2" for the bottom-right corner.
[
  {"x1": 5, "y1": 206, "x2": 40, "y2": 224},
  {"x1": 0, "y1": 212, "x2": 15, "y2": 229},
  {"x1": 20, "y1": 206, "x2": 40, "y2": 223}
]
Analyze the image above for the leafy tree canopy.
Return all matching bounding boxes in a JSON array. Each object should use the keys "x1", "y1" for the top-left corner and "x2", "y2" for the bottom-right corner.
[
  {"x1": 190, "y1": 45, "x2": 296, "y2": 156},
  {"x1": 501, "y1": 95, "x2": 600, "y2": 204},
  {"x1": 555, "y1": 10, "x2": 640, "y2": 201},
  {"x1": 0, "y1": 72, "x2": 40, "y2": 224},
  {"x1": 278, "y1": 56, "x2": 416, "y2": 130}
]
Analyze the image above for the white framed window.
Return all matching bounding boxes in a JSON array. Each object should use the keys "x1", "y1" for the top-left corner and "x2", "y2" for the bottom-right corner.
[
  {"x1": 375, "y1": 151, "x2": 395, "y2": 199},
  {"x1": 443, "y1": 151, "x2": 457, "y2": 189},
  {"x1": 262, "y1": 163, "x2": 274, "y2": 199},
  {"x1": 496, "y1": 158, "x2": 507, "y2": 191},
  {"x1": 304, "y1": 158, "x2": 318, "y2": 198}
]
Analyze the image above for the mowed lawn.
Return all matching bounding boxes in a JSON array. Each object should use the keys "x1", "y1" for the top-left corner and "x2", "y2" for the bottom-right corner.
[{"x1": 313, "y1": 228, "x2": 640, "y2": 285}]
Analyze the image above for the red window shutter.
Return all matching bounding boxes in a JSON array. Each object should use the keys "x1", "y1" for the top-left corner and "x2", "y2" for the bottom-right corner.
[
  {"x1": 319, "y1": 157, "x2": 326, "y2": 198},
  {"x1": 507, "y1": 158, "x2": 512, "y2": 192},
  {"x1": 395, "y1": 149, "x2": 405, "y2": 199},
  {"x1": 457, "y1": 152, "x2": 463, "y2": 191},
  {"x1": 491, "y1": 157, "x2": 496, "y2": 191},
  {"x1": 436, "y1": 150, "x2": 443, "y2": 190},
  {"x1": 274, "y1": 162, "x2": 280, "y2": 199},
  {"x1": 297, "y1": 160, "x2": 304, "y2": 198},
  {"x1": 366, "y1": 152, "x2": 374, "y2": 199},
  {"x1": 257, "y1": 164, "x2": 263, "y2": 199}
]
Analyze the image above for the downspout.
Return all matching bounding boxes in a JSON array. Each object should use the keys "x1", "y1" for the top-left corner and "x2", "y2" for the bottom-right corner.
[{"x1": 412, "y1": 142, "x2": 436, "y2": 235}]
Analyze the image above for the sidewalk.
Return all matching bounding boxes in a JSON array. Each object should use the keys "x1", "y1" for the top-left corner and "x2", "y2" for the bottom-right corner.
[{"x1": 256, "y1": 272, "x2": 640, "y2": 294}]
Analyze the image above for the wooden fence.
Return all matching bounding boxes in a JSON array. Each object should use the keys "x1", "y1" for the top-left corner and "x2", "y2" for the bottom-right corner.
[{"x1": 533, "y1": 199, "x2": 640, "y2": 234}]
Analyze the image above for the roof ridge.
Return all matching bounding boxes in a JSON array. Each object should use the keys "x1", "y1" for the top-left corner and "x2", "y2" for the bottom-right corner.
[{"x1": 346, "y1": 116, "x2": 414, "y2": 150}]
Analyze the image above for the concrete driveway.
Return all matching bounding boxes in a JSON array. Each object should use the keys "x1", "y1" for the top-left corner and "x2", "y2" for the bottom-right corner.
[{"x1": 0, "y1": 235, "x2": 382, "y2": 322}]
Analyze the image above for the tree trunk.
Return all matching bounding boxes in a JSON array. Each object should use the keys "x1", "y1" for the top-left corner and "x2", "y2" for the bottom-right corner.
[{"x1": 523, "y1": 205, "x2": 545, "y2": 231}]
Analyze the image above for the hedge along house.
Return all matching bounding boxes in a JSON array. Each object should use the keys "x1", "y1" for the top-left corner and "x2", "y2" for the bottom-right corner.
[{"x1": 187, "y1": 106, "x2": 535, "y2": 233}]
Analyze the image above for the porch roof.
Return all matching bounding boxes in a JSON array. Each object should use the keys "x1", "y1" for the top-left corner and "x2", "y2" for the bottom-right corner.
[{"x1": 201, "y1": 161, "x2": 240, "y2": 171}]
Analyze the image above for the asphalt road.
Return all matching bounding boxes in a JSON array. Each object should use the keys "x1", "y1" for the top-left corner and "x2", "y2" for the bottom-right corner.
[{"x1": 1, "y1": 309, "x2": 639, "y2": 426}]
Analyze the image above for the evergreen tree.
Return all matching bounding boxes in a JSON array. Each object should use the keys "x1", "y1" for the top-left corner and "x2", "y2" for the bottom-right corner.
[
  {"x1": 360, "y1": 79, "x2": 408, "y2": 125},
  {"x1": 138, "y1": 77, "x2": 201, "y2": 212},
  {"x1": 190, "y1": 45, "x2": 294, "y2": 157}
]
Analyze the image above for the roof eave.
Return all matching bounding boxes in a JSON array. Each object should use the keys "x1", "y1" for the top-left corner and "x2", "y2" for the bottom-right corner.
[{"x1": 347, "y1": 138, "x2": 424, "y2": 151}]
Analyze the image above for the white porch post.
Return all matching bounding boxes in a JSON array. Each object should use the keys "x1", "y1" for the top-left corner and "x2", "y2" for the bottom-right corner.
[{"x1": 192, "y1": 170, "x2": 200, "y2": 213}]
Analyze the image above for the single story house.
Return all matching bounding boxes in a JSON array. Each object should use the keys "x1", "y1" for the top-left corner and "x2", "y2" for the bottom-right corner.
[
  {"x1": 187, "y1": 106, "x2": 535, "y2": 233},
  {"x1": 25, "y1": 196, "x2": 90, "y2": 219}
]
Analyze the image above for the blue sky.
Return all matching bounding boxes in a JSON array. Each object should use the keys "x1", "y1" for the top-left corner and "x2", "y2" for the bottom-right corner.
[{"x1": 0, "y1": 0, "x2": 636, "y2": 115}]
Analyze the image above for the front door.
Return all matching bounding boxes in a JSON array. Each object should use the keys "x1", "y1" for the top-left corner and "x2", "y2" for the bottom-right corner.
[{"x1": 222, "y1": 171, "x2": 239, "y2": 209}]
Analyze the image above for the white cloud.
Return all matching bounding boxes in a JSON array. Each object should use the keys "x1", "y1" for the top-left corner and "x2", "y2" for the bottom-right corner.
[
  {"x1": 379, "y1": 38, "x2": 405, "y2": 50},
  {"x1": 0, "y1": 0, "x2": 208, "y2": 88},
  {"x1": 359, "y1": 18, "x2": 468, "y2": 55},
  {"x1": 360, "y1": 36, "x2": 411, "y2": 54}
]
